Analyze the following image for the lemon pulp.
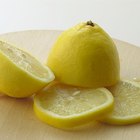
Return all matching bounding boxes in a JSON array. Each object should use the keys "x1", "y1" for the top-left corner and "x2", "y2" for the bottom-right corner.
[{"x1": 0, "y1": 41, "x2": 49, "y2": 79}]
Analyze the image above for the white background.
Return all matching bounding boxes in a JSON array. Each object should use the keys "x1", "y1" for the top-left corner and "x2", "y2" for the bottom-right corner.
[{"x1": 0, "y1": 0, "x2": 140, "y2": 46}]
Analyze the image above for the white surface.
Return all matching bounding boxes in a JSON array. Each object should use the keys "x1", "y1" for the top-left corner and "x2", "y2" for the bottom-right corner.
[{"x1": 0, "y1": 0, "x2": 140, "y2": 46}]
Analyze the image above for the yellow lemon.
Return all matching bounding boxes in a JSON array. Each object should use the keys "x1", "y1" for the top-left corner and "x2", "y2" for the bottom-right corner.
[
  {"x1": 0, "y1": 40, "x2": 55, "y2": 98},
  {"x1": 47, "y1": 21, "x2": 120, "y2": 88},
  {"x1": 34, "y1": 82, "x2": 114, "y2": 129},
  {"x1": 100, "y1": 80, "x2": 140, "y2": 125}
]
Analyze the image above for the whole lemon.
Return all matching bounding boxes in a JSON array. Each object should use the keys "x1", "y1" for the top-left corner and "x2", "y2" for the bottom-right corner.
[{"x1": 47, "y1": 21, "x2": 120, "y2": 88}]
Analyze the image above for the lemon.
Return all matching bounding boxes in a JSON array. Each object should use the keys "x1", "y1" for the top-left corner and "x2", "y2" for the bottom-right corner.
[
  {"x1": 47, "y1": 21, "x2": 120, "y2": 88},
  {"x1": 0, "y1": 40, "x2": 55, "y2": 98},
  {"x1": 33, "y1": 82, "x2": 114, "y2": 129},
  {"x1": 100, "y1": 80, "x2": 140, "y2": 125}
]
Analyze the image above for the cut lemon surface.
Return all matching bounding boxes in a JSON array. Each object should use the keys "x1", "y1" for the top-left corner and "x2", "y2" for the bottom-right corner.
[
  {"x1": 100, "y1": 80, "x2": 140, "y2": 125},
  {"x1": 0, "y1": 40, "x2": 55, "y2": 98},
  {"x1": 34, "y1": 82, "x2": 114, "y2": 129}
]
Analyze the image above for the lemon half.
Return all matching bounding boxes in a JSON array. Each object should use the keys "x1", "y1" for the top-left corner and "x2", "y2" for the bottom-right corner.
[
  {"x1": 0, "y1": 40, "x2": 55, "y2": 98},
  {"x1": 100, "y1": 80, "x2": 140, "y2": 125},
  {"x1": 47, "y1": 21, "x2": 120, "y2": 88},
  {"x1": 34, "y1": 82, "x2": 114, "y2": 129}
]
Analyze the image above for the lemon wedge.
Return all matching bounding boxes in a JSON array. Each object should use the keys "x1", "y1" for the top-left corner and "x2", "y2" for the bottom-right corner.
[
  {"x1": 100, "y1": 80, "x2": 140, "y2": 125},
  {"x1": 34, "y1": 82, "x2": 114, "y2": 129},
  {"x1": 0, "y1": 40, "x2": 54, "y2": 98}
]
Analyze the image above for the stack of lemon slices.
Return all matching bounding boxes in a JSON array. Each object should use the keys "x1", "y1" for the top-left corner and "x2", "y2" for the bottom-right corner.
[{"x1": 1, "y1": 21, "x2": 140, "y2": 130}]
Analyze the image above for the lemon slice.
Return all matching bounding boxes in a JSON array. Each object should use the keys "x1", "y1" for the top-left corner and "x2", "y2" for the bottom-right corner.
[
  {"x1": 0, "y1": 40, "x2": 55, "y2": 98},
  {"x1": 100, "y1": 80, "x2": 140, "y2": 125},
  {"x1": 34, "y1": 82, "x2": 114, "y2": 129}
]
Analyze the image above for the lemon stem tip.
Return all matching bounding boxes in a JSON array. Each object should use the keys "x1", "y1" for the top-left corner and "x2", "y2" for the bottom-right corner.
[{"x1": 87, "y1": 20, "x2": 94, "y2": 26}]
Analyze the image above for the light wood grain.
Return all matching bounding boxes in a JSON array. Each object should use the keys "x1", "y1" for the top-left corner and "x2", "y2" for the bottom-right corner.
[{"x1": 0, "y1": 30, "x2": 140, "y2": 140}]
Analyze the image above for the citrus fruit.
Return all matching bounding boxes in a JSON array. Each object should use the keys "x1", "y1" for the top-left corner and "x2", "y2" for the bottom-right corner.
[
  {"x1": 47, "y1": 21, "x2": 120, "y2": 88},
  {"x1": 100, "y1": 80, "x2": 140, "y2": 125},
  {"x1": 34, "y1": 82, "x2": 114, "y2": 129},
  {"x1": 0, "y1": 40, "x2": 55, "y2": 98}
]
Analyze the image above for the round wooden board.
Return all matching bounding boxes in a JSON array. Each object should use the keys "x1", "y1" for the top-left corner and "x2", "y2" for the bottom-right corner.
[{"x1": 0, "y1": 30, "x2": 140, "y2": 140}]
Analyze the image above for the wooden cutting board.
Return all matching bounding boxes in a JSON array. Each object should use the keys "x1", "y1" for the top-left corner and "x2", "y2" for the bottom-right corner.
[{"x1": 0, "y1": 30, "x2": 140, "y2": 140}]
